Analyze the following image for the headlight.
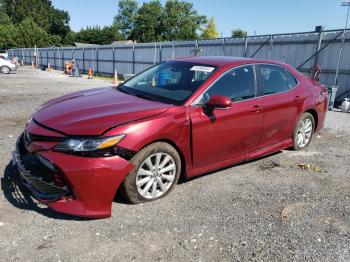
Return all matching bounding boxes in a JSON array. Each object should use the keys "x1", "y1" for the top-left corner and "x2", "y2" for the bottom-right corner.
[{"x1": 53, "y1": 134, "x2": 126, "y2": 156}]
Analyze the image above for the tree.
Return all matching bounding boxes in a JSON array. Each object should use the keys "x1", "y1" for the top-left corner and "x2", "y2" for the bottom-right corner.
[
  {"x1": 1, "y1": 0, "x2": 50, "y2": 30},
  {"x1": 130, "y1": 0, "x2": 207, "y2": 43},
  {"x1": 201, "y1": 17, "x2": 219, "y2": 39},
  {"x1": 0, "y1": 0, "x2": 71, "y2": 44},
  {"x1": 48, "y1": 9, "x2": 71, "y2": 41},
  {"x1": 0, "y1": 23, "x2": 18, "y2": 49},
  {"x1": 74, "y1": 26, "x2": 121, "y2": 45},
  {"x1": 0, "y1": 18, "x2": 60, "y2": 49},
  {"x1": 63, "y1": 31, "x2": 76, "y2": 46},
  {"x1": 0, "y1": 10, "x2": 11, "y2": 25},
  {"x1": 231, "y1": 28, "x2": 247, "y2": 38},
  {"x1": 113, "y1": 0, "x2": 138, "y2": 40},
  {"x1": 132, "y1": 0, "x2": 164, "y2": 43},
  {"x1": 162, "y1": 0, "x2": 207, "y2": 41}
]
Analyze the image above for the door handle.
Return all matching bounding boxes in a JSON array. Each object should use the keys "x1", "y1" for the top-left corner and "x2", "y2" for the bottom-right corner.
[
  {"x1": 293, "y1": 96, "x2": 302, "y2": 102},
  {"x1": 250, "y1": 105, "x2": 263, "y2": 112}
]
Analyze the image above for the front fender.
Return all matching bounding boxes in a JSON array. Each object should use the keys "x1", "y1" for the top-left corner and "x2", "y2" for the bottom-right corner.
[{"x1": 103, "y1": 107, "x2": 192, "y2": 172}]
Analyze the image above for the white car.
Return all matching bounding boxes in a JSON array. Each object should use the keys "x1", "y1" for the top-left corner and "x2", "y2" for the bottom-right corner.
[{"x1": 0, "y1": 57, "x2": 17, "y2": 74}]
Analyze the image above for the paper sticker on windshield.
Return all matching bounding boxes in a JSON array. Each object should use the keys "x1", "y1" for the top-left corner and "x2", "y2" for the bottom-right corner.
[{"x1": 190, "y1": 66, "x2": 215, "y2": 73}]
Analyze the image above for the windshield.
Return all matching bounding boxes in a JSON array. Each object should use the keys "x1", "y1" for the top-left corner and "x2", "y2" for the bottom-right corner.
[{"x1": 118, "y1": 61, "x2": 216, "y2": 105}]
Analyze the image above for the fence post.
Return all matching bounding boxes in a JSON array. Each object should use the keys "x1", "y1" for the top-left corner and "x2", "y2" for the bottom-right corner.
[
  {"x1": 53, "y1": 48, "x2": 56, "y2": 69},
  {"x1": 172, "y1": 41, "x2": 175, "y2": 59},
  {"x1": 153, "y1": 43, "x2": 157, "y2": 64},
  {"x1": 39, "y1": 49, "x2": 41, "y2": 67},
  {"x1": 244, "y1": 36, "x2": 249, "y2": 57},
  {"x1": 269, "y1": 35, "x2": 274, "y2": 60},
  {"x1": 82, "y1": 48, "x2": 85, "y2": 74},
  {"x1": 159, "y1": 43, "x2": 162, "y2": 63},
  {"x1": 132, "y1": 45, "x2": 135, "y2": 74},
  {"x1": 57, "y1": 48, "x2": 59, "y2": 70},
  {"x1": 222, "y1": 38, "x2": 226, "y2": 56},
  {"x1": 96, "y1": 47, "x2": 99, "y2": 75},
  {"x1": 314, "y1": 26, "x2": 324, "y2": 67},
  {"x1": 112, "y1": 46, "x2": 115, "y2": 75}
]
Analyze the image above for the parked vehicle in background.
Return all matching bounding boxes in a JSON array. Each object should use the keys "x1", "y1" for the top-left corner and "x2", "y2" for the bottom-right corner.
[
  {"x1": 0, "y1": 57, "x2": 17, "y2": 74},
  {"x1": 12, "y1": 56, "x2": 328, "y2": 218},
  {"x1": 341, "y1": 98, "x2": 350, "y2": 112},
  {"x1": 0, "y1": 50, "x2": 8, "y2": 60}
]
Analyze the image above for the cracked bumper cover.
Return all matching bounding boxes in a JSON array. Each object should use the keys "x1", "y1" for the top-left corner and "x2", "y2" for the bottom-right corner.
[{"x1": 13, "y1": 135, "x2": 134, "y2": 218}]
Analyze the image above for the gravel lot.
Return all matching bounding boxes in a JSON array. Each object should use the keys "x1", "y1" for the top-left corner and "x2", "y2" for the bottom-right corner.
[{"x1": 0, "y1": 67, "x2": 349, "y2": 261}]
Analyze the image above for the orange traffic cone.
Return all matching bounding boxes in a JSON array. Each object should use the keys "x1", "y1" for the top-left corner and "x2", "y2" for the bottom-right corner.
[
  {"x1": 65, "y1": 62, "x2": 68, "y2": 74},
  {"x1": 113, "y1": 69, "x2": 119, "y2": 85},
  {"x1": 88, "y1": 68, "x2": 93, "y2": 79}
]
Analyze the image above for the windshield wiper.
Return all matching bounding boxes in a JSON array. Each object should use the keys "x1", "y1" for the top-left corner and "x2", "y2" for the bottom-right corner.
[
  {"x1": 117, "y1": 85, "x2": 133, "y2": 95},
  {"x1": 132, "y1": 92, "x2": 161, "y2": 103},
  {"x1": 117, "y1": 86, "x2": 161, "y2": 103}
]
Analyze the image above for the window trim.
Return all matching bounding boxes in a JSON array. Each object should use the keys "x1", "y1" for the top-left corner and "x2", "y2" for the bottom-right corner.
[
  {"x1": 192, "y1": 63, "x2": 258, "y2": 106},
  {"x1": 255, "y1": 63, "x2": 300, "y2": 98}
]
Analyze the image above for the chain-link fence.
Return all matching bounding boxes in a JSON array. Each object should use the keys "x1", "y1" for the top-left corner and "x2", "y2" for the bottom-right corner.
[{"x1": 7, "y1": 28, "x2": 350, "y2": 104}]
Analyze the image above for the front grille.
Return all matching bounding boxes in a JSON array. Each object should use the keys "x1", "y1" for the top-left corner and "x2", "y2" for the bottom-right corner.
[
  {"x1": 15, "y1": 135, "x2": 70, "y2": 201},
  {"x1": 23, "y1": 130, "x2": 63, "y2": 146}
]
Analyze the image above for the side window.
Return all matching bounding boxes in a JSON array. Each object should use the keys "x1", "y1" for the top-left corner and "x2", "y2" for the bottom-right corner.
[
  {"x1": 258, "y1": 65, "x2": 289, "y2": 95},
  {"x1": 285, "y1": 70, "x2": 298, "y2": 89},
  {"x1": 201, "y1": 65, "x2": 256, "y2": 103}
]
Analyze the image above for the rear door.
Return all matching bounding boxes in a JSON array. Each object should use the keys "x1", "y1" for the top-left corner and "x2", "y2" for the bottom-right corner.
[
  {"x1": 190, "y1": 64, "x2": 264, "y2": 169},
  {"x1": 256, "y1": 64, "x2": 298, "y2": 148}
]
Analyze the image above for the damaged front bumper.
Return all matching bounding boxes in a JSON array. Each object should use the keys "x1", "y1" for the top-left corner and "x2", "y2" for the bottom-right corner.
[{"x1": 12, "y1": 134, "x2": 134, "y2": 218}]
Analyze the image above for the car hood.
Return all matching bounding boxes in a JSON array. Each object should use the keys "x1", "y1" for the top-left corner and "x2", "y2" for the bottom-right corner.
[{"x1": 33, "y1": 87, "x2": 171, "y2": 135}]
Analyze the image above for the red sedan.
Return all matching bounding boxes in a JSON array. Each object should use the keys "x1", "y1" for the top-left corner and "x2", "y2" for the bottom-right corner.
[{"x1": 13, "y1": 56, "x2": 328, "y2": 218}]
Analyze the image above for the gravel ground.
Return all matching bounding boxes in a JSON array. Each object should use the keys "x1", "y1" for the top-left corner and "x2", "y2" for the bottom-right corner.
[{"x1": 0, "y1": 67, "x2": 349, "y2": 262}]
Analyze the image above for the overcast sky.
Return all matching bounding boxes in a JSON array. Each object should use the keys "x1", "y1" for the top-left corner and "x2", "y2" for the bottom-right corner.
[{"x1": 52, "y1": 0, "x2": 349, "y2": 36}]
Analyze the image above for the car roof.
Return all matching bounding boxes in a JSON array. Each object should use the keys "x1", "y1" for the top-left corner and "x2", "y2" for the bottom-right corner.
[{"x1": 175, "y1": 56, "x2": 284, "y2": 67}]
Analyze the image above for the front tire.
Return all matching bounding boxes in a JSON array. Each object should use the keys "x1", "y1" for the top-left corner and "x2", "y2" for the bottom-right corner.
[
  {"x1": 1, "y1": 66, "x2": 11, "y2": 74},
  {"x1": 292, "y1": 113, "x2": 315, "y2": 150},
  {"x1": 121, "y1": 142, "x2": 181, "y2": 204}
]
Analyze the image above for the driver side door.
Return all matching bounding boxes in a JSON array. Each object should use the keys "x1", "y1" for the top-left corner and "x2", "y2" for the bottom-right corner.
[{"x1": 189, "y1": 65, "x2": 264, "y2": 170}]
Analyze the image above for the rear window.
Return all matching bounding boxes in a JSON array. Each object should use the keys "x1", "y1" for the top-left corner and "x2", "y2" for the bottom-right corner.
[
  {"x1": 258, "y1": 64, "x2": 289, "y2": 95},
  {"x1": 286, "y1": 70, "x2": 298, "y2": 89}
]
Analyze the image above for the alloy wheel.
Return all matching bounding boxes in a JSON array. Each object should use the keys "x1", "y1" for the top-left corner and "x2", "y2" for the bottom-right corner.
[
  {"x1": 296, "y1": 118, "x2": 313, "y2": 148},
  {"x1": 1, "y1": 66, "x2": 10, "y2": 74},
  {"x1": 136, "y1": 152, "x2": 176, "y2": 199}
]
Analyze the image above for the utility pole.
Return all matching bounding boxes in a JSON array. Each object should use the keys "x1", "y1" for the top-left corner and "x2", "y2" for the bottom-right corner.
[{"x1": 334, "y1": 1, "x2": 350, "y2": 86}]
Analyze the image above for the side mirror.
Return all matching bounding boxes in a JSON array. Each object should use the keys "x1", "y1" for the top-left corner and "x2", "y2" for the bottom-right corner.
[{"x1": 206, "y1": 95, "x2": 232, "y2": 109}]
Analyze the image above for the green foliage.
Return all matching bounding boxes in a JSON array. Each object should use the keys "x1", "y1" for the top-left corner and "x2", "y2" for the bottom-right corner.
[
  {"x1": 0, "y1": 0, "x2": 71, "y2": 48},
  {"x1": 231, "y1": 28, "x2": 247, "y2": 38},
  {"x1": 63, "y1": 31, "x2": 77, "y2": 46},
  {"x1": 113, "y1": 0, "x2": 138, "y2": 40},
  {"x1": 0, "y1": 0, "x2": 247, "y2": 48},
  {"x1": 0, "y1": 23, "x2": 18, "y2": 49},
  {"x1": 0, "y1": 18, "x2": 60, "y2": 49},
  {"x1": 132, "y1": 0, "x2": 164, "y2": 42},
  {"x1": 162, "y1": 0, "x2": 207, "y2": 41},
  {"x1": 1, "y1": 0, "x2": 50, "y2": 30},
  {"x1": 201, "y1": 17, "x2": 219, "y2": 39},
  {"x1": 73, "y1": 26, "x2": 120, "y2": 45},
  {"x1": 0, "y1": 12, "x2": 11, "y2": 24},
  {"x1": 48, "y1": 9, "x2": 71, "y2": 41},
  {"x1": 129, "y1": 0, "x2": 207, "y2": 42}
]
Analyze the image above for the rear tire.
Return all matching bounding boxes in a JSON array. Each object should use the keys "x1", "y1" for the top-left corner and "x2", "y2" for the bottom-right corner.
[
  {"x1": 292, "y1": 113, "x2": 315, "y2": 150},
  {"x1": 1, "y1": 66, "x2": 10, "y2": 74},
  {"x1": 120, "y1": 142, "x2": 181, "y2": 204}
]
